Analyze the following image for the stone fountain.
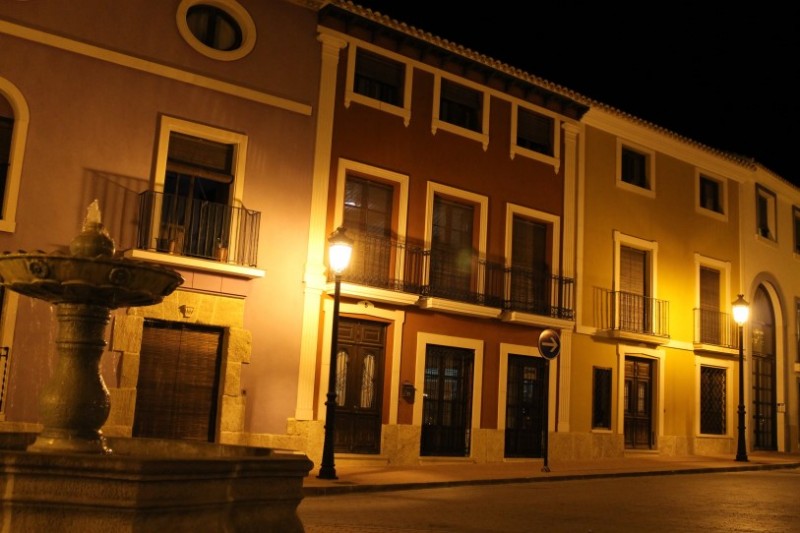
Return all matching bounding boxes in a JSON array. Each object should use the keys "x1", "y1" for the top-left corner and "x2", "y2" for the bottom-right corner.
[{"x1": 0, "y1": 201, "x2": 312, "y2": 532}]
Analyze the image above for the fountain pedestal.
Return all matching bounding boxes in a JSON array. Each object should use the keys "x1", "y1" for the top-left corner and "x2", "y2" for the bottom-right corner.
[{"x1": 0, "y1": 202, "x2": 312, "y2": 531}]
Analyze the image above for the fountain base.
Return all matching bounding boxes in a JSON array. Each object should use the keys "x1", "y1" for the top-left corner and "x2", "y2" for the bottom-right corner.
[{"x1": 0, "y1": 434, "x2": 312, "y2": 532}]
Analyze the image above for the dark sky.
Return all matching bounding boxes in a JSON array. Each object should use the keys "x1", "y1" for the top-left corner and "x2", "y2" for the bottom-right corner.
[{"x1": 349, "y1": 1, "x2": 799, "y2": 187}]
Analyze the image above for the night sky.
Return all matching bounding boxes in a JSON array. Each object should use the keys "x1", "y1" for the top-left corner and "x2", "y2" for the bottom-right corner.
[{"x1": 347, "y1": 1, "x2": 799, "y2": 187}]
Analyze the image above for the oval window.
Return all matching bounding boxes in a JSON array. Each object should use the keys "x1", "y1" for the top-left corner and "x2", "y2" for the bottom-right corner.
[{"x1": 177, "y1": 0, "x2": 256, "y2": 61}]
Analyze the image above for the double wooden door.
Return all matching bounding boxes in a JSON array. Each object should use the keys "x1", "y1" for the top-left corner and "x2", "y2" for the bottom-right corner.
[{"x1": 334, "y1": 318, "x2": 385, "y2": 454}]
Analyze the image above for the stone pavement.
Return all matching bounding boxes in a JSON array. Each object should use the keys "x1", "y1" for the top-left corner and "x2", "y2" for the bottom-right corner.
[{"x1": 303, "y1": 451, "x2": 800, "y2": 497}]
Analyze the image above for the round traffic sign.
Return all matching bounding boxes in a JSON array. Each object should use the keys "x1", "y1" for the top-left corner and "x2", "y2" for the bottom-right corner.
[{"x1": 538, "y1": 329, "x2": 560, "y2": 360}]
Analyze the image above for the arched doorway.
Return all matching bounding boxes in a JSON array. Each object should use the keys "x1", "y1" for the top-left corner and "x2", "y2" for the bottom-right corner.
[{"x1": 750, "y1": 286, "x2": 777, "y2": 450}]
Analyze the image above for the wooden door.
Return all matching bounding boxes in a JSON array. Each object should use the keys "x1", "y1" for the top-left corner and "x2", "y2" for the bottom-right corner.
[
  {"x1": 624, "y1": 357, "x2": 653, "y2": 449},
  {"x1": 334, "y1": 318, "x2": 385, "y2": 454}
]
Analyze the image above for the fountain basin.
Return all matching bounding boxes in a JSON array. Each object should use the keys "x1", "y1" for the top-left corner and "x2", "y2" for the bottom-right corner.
[
  {"x1": 0, "y1": 434, "x2": 312, "y2": 532},
  {"x1": 0, "y1": 252, "x2": 183, "y2": 308}
]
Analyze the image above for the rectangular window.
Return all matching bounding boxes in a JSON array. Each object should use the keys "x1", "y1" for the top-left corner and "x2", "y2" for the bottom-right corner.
[
  {"x1": 756, "y1": 184, "x2": 777, "y2": 240},
  {"x1": 353, "y1": 49, "x2": 404, "y2": 107},
  {"x1": 343, "y1": 174, "x2": 395, "y2": 287},
  {"x1": 430, "y1": 196, "x2": 475, "y2": 300},
  {"x1": 516, "y1": 108, "x2": 554, "y2": 156},
  {"x1": 699, "y1": 175, "x2": 723, "y2": 214},
  {"x1": 619, "y1": 245, "x2": 650, "y2": 332},
  {"x1": 592, "y1": 367, "x2": 612, "y2": 429},
  {"x1": 793, "y1": 207, "x2": 800, "y2": 254},
  {"x1": 700, "y1": 365, "x2": 726, "y2": 435},
  {"x1": 699, "y1": 266, "x2": 721, "y2": 345},
  {"x1": 160, "y1": 132, "x2": 234, "y2": 259},
  {"x1": 510, "y1": 216, "x2": 549, "y2": 314},
  {"x1": 439, "y1": 79, "x2": 482, "y2": 132},
  {"x1": 621, "y1": 147, "x2": 649, "y2": 189}
]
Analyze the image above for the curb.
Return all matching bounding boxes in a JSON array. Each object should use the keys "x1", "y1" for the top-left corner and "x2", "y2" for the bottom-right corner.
[{"x1": 303, "y1": 461, "x2": 800, "y2": 497}]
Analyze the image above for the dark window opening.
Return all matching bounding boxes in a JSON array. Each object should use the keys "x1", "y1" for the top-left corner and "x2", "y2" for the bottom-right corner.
[
  {"x1": 354, "y1": 49, "x2": 404, "y2": 107},
  {"x1": 0, "y1": 115, "x2": 12, "y2": 219},
  {"x1": 592, "y1": 367, "x2": 612, "y2": 429},
  {"x1": 621, "y1": 147, "x2": 649, "y2": 189},
  {"x1": 186, "y1": 4, "x2": 243, "y2": 51},
  {"x1": 439, "y1": 79, "x2": 481, "y2": 132},
  {"x1": 700, "y1": 175, "x2": 723, "y2": 213},
  {"x1": 517, "y1": 108, "x2": 554, "y2": 156},
  {"x1": 700, "y1": 366, "x2": 726, "y2": 434}
]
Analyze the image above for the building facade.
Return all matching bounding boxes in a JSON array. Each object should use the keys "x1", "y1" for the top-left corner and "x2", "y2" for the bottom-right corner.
[
  {"x1": 0, "y1": 0, "x2": 321, "y2": 447},
  {"x1": 0, "y1": 0, "x2": 796, "y2": 469}
]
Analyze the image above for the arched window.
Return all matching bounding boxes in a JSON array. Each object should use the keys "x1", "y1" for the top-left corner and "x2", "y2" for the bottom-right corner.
[{"x1": 0, "y1": 78, "x2": 28, "y2": 233}]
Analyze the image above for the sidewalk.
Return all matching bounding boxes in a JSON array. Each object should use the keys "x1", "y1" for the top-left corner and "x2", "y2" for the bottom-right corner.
[{"x1": 303, "y1": 451, "x2": 800, "y2": 497}]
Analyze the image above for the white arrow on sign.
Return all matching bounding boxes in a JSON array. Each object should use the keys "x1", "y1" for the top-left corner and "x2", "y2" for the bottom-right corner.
[
  {"x1": 538, "y1": 329, "x2": 560, "y2": 359},
  {"x1": 541, "y1": 336, "x2": 558, "y2": 352}
]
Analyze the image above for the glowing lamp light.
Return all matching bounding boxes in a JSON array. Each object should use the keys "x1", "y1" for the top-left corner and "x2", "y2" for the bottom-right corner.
[
  {"x1": 732, "y1": 294, "x2": 749, "y2": 326},
  {"x1": 328, "y1": 227, "x2": 353, "y2": 274}
]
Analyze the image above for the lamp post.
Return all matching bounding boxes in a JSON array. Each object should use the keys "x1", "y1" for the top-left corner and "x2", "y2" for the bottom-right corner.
[
  {"x1": 318, "y1": 227, "x2": 353, "y2": 480},
  {"x1": 732, "y1": 293, "x2": 749, "y2": 462}
]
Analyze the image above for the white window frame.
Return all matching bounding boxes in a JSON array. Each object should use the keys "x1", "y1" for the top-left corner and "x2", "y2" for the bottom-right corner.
[
  {"x1": 0, "y1": 77, "x2": 29, "y2": 234},
  {"x1": 613, "y1": 231, "x2": 658, "y2": 298},
  {"x1": 509, "y1": 102, "x2": 561, "y2": 171},
  {"x1": 421, "y1": 182, "x2": 490, "y2": 317},
  {"x1": 755, "y1": 184, "x2": 777, "y2": 241},
  {"x1": 176, "y1": 0, "x2": 257, "y2": 61},
  {"x1": 695, "y1": 169, "x2": 728, "y2": 222},
  {"x1": 332, "y1": 158, "x2": 414, "y2": 304},
  {"x1": 151, "y1": 116, "x2": 248, "y2": 258},
  {"x1": 344, "y1": 44, "x2": 412, "y2": 126},
  {"x1": 616, "y1": 139, "x2": 656, "y2": 198},
  {"x1": 616, "y1": 344, "x2": 665, "y2": 444},
  {"x1": 694, "y1": 254, "x2": 734, "y2": 352},
  {"x1": 413, "y1": 332, "x2": 484, "y2": 446},
  {"x1": 432, "y1": 74, "x2": 490, "y2": 150},
  {"x1": 503, "y1": 204, "x2": 560, "y2": 318},
  {"x1": 497, "y1": 343, "x2": 556, "y2": 433}
]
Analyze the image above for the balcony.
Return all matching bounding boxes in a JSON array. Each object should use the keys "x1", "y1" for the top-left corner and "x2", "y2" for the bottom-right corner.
[
  {"x1": 596, "y1": 288, "x2": 669, "y2": 344},
  {"x1": 131, "y1": 191, "x2": 262, "y2": 276},
  {"x1": 693, "y1": 308, "x2": 740, "y2": 354},
  {"x1": 332, "y1": 231, "x2": 574, "y2": 321}
]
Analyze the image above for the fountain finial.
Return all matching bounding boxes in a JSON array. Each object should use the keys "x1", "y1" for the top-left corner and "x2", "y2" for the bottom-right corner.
[{"x1": 69, "y1": 199, "x2": 115, "y2": 258}]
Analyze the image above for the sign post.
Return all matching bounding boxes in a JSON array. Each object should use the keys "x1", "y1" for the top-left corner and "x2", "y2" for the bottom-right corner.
[{"x1": 537, "y1": 329, "x2": 561, "y2": 472}]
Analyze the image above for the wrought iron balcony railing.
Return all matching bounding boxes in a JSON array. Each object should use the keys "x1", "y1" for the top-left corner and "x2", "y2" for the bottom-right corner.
[
  {"x1": 694, "y1": 308, "x2": 740, "y2": 349},
  {"x1": 334, "y1": 231, "x2": 574, "y2": 319},
  {"x1": 597, "y1": 289, "x2": 669, "y2": 338},
  {"x1": 136, "y1": 190, "x2": 260, "y2": 267}
]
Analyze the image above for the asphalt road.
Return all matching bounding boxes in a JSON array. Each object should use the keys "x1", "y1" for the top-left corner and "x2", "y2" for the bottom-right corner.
[{"x1": 298, "y1": 468, "x2": 800, "y2": 532}]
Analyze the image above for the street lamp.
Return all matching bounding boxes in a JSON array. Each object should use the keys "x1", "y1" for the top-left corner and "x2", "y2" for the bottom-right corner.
[
  {"x1": 732, "y1": 293, "x2": 749, "y2": 462},
  {"x1": 318, "y1": 227, "x2": 353, "y2": 480}
]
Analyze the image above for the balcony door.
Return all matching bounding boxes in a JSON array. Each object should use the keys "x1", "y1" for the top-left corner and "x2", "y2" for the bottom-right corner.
[
  {"x1": 699, "y1": 266, "x2": 721, "y2": 344},
  {"x1": 619, "y1": 246, "x2": 650, "y2": 332},
  {"x1": 343, "y1": 175, "x2": 394, "y2": 287},
  {"x1": 510, "y1": 216, "x2": 549, "y2": 315},
  {"x1": 160, "y1": 132, "x2": 233, "y2": 259},
  {"x1": 430, "y1": 196, "x2": 474, "y2": 300}
]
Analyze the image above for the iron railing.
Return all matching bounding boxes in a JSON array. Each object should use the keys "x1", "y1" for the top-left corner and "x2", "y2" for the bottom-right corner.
[
  {"x1": 335, "y1": 231, "x2": 574, "y2": 319},
  {"x1": 597, "y1": 289, "x2": 669, "y2": 337},
  {"x1": 694, "y1": 308, "x2": 740, "y2": 349},
  {"x1": 136, "y1": 190, "x2": 260, "y2": 267}
]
